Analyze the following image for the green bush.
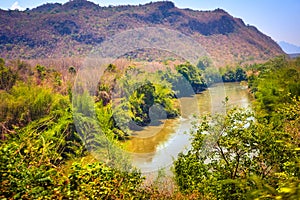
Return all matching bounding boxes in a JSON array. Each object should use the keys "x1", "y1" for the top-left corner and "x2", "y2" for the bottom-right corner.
[
  {"x1": 0, "y1": 58, "x2": 17, "y2": 91},
  {"x1": 174, "y1": 107, "x2": 300, "y2": 199},
  {"x1": 0, "y1": 83, "x2": 68, "y2": 134}
]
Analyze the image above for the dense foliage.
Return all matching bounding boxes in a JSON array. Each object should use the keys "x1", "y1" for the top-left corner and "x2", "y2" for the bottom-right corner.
[
  {"x1": 176, "y1": 63, "x2": 206, "y2": 93},
  {"x1": 248, "y1": 56, "x2": 300, "y2": 119},
  {"x1": 0, "y1": 58, "x2": 199, "y2": 199},
  {"x1": 97, "y1": 62, "x2": 219, "y2": 133},
  {"x1": 194, "y1": 57, "x2": 248, "y2": 86},
  {"x1": 174, "y1": 56, "x2": 300, "y2": 199},
  {"x1": 0, "y1": 125, "x2": 146, "y2": 199},
  {"x1": 174, "y1": 106, "x2": 300, "y2": 199},
  {"x1": 96, "y1": 61, "x2": 248, "y2": 136},
  {"x1": 0, "y1": 58, "x2": 17, "y2": 91},
  {"x1": 203, "y1": 65, "x2": 247, "y2": 85},
  {"x1": 1, "y1": 56, "x2": 299, "y2": 199}
]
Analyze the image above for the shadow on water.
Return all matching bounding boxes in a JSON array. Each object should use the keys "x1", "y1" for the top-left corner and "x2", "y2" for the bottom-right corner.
[{"x1": 129, "y1": 119, "x2": 166, "y2": 136}]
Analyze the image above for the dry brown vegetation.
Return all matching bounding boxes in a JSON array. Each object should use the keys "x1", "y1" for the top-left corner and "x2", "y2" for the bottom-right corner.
[{"x1": 0, "y1": 0, "x2": 284, "y2": 66}]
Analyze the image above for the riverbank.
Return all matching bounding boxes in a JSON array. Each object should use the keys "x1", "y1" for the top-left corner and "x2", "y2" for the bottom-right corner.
[{"x1": 124, "y1": 82, "x2": 252, "y2": 173}]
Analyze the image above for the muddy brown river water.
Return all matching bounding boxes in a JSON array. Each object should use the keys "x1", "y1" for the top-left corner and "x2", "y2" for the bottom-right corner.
[{"x1": 124, "y1": 82, "x2": 252, "y2": 173}]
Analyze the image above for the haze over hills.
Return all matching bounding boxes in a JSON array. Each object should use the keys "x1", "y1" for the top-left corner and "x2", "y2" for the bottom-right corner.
[
  {"x1": 278, "y1": 41, "x2": 300, "y2": 54},
  {"x1": 0, "y1": 0, "x2": 285, "y2": 66}
]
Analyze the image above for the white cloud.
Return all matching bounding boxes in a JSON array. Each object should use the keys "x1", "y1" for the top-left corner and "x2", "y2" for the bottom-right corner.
[{"x1": 10, "y1": 1, "x2": 25, "y2": 11}]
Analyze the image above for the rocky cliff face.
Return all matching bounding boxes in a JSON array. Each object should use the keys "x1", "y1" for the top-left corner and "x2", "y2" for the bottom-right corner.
[{"x1": 0, "y1": 0, "x2": 284, "y2": 66}]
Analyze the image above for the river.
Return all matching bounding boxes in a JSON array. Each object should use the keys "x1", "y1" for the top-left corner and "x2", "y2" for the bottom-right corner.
[{"x1": 124, "y1": 82, "x2": 252, "y2": 173}]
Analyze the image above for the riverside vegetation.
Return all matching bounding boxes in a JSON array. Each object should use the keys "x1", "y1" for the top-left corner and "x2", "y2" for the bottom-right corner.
[{"x1": 0, "y1": 56, "x2": 299, "y2": 199}]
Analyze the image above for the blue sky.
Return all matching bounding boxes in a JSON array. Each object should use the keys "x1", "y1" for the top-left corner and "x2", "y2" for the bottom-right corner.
[{"x1": 1, "y1": 0, "x2": 300, "y2": 46}]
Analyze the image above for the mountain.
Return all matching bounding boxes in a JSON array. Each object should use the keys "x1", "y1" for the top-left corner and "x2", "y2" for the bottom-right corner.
[
  {"x1": 278, "y1": 41, "x2": 300, "y2": 54},
  {"x1": 0, "y1": 0, "x2": 284, "y2": 66}
]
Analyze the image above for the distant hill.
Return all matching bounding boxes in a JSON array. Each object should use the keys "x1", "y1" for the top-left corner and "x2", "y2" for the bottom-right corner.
[
  {"x1": 0, "y1": 0, "x2": 284, "y2": 66},
  {"x1": 278, "y1": 41, "x2": 300, "y2": 54},
  {"x1": 288, "y1": 53, "x2": 300, "y2": 59}
]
